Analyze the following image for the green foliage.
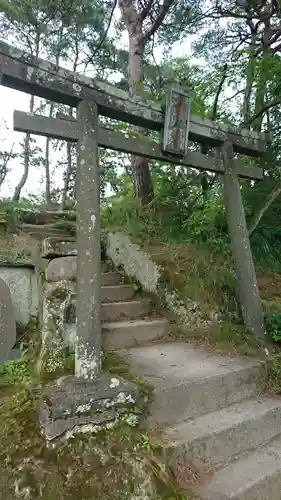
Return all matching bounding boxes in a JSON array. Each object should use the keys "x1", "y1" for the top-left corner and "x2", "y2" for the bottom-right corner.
[
  {"x1": 0, "y1": 353, "x2": 30, "y2": 385},
  {"x1": 265, "y1": 312, "x2": 281, "y2": 342}
]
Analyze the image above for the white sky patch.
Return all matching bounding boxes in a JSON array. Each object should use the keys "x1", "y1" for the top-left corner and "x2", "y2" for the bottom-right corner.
[{"x1": 0, "y1": 10, "x2": 204, "y2": 199}]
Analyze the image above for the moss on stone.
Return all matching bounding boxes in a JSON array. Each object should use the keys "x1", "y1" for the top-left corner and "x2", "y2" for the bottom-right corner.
[
  {"x1": 39, "y1": 282, "x2": 73, "y2": 379},
  {"x1": 0, "y1": 384, "x2": 191, "y2": 499}
]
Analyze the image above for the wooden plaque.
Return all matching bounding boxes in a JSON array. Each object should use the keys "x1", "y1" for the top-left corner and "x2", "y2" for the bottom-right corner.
[{"x1": 163, "y1": 87, "x2": 191, "y2": 156}]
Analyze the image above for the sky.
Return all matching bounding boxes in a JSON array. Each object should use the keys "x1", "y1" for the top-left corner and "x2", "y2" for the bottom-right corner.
[{"x1": 0, "y1": 15, "x2": 198, "y2": 199}]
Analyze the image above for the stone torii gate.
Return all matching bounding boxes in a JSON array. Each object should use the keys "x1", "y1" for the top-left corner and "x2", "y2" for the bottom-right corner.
[{"x1": 0, "y1": 42, "x2": 269, "y2": 382}]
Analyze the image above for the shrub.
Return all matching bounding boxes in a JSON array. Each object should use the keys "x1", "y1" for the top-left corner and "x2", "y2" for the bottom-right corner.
[{"x1": 265, "y1": 312, "x2": 281, "y2": 342}]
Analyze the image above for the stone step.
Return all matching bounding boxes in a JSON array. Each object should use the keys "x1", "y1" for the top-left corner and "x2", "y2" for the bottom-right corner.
[
  {"x1": 64, "y1": 317, "x2": 169, "y2": 351},
  {"x1": 165, "y1": 396, "x2": 281, "y2": 471},
  {"x1": 121, "y1": 343, "x2": 266, "y2": 429},
  {"x1": 103, "y1": 318, "x2": 170, "y2": 350},
  {"x1": 17, "y1": 209, "x2": 76, "y2": 225},
  {"x1": 20, "y1": 224, "x2": 71, "y2": 239},
  {"x1": 101, "y1": 272, "x2": 122, "y2": 286},
  {"x1": 101, "y1": 284, "x2": 136, "y2": 302},
  {"x1": 61, "y1": 284, "x2": 138, "y2": 305},
  {"x1": 46, "y1": 263, "x2": 122, "y2": 284},
  {"x1": 102, "y1": 299, "x2": 151, "y2": 321},
  {"x1": 66, "y1": 298, "x2": 152, "y2": 323},
  {"x1": 196, "y1": 436, "x2": 281, "y2": 500}
]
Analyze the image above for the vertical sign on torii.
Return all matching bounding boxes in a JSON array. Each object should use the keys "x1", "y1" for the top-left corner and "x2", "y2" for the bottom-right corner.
[
  {"x1": 0, "y1": 41, "x2": 270, "y2": 384},
  {"x1": 163, "y1": 87, "x2": 191, "y2": 156}
]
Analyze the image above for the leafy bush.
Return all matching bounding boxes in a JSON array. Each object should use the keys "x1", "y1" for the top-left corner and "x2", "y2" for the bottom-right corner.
[
  {"x1": 0, "y1": 354, "x2": 30, "y2": 384},
  {"x1": 265, "y1": 312, "x2": 281, "y2": 342}
]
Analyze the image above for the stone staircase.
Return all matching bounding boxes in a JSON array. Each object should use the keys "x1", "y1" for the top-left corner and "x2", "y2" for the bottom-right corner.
[
  {"x1": 63, "y1": 262, "x2": 170, "y2": 351},
  {"x1": 121, "y1": 342, "x2": 281, "y2": 500},
  {"x1": 20, "y1": 223, "x2": 71, "y2": 239},
  {"x1": 30, "y1": 226, "x2": 281, "y2": 498}
]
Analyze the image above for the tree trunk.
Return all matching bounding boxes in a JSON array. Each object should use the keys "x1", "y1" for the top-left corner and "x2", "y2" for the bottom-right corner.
[
  {"x1": 242, "y1": 23, "x2": 257, "y2": 124},
  {"x1": 128, "y1": 36, "x2": 154, "y2": 204},
  {"x1": 248, "y1": 179, "x2": 281, "y2": 236},
  {"x1": 118, "y1": 0, "x2": 154, "y2": 205},
  {"x1": 61, "y1": 140, "x2": 74, "y2": 209},
  {"x1": 13, "y1": 95, "x2": 35, "y2": 202},
  {"x1": 0, "y1": 145, "x2": 14, "y2": 189},
  {"x1": 44, "y1": 103, "x2": 54, "y2": 204},
  {"x1": 61, "y1": 41, "x2": 79, "y2": 209},
  {"x1": 13, "y1": 32, "x2": 40, "y2": 202},
  {"x1": 44, "y1": 137, "x2": 51, "y2": 204}
]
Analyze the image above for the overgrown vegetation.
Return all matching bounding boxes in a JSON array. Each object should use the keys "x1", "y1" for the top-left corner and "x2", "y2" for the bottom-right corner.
[{"x1": 0, "y1": 344, "x2": 192, "y2": 500}]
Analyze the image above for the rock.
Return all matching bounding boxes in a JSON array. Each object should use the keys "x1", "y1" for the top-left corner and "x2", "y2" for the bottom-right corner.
[
  {"x1": 41, "y1": 237, "x2": 76, "y2": 259},
  {"x1": 46, "y1": 256, "x2": 77, "y2": 282},
  {"x1": 39, "y1": 373, "x2": 146, "y2": 444},
  {"x1": 0, "y1": 277, "x2": 17, "y2": 360}
]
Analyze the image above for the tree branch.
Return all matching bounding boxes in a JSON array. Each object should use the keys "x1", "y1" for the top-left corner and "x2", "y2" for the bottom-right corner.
[
  {"x1": 139, "y1": 0, "x2": 154, "y2": 22},
  {"x1": 141, "y1": 0, "x2": 175, "y2": 44},
  {"x1": 211, "y1": 63, "x2": 228, "y2": 119},
  {"x1": 248, "y1": 178, "x2": 281, "y2": 236},
  {"x1": 86, "y1": 0, "x2": 117, "y2": 66},
  {"x1": 245, "y1": 98, "x2": 281, "y2": 125}
]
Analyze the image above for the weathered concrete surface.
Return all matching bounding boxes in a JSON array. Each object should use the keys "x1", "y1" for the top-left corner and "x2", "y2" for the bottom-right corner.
[
  {"x1": 3, "y1": 40, "x2": 268, "y2": 156},
  {"x1": 46, "y1": 256, "x2": 121, "y2": 285},
  {"x1": 102, "y1": 299, "x2": 151, "y2": 321},
  {"x1": 63, "y1": 317, "x2": 169, "y2": 352},
  {"x1": 196, "y1": 436, "x2": 281, "y2": 500},
  {"x1": 107, "y1": 232, "x2": 217, "y2": 333},
  {"x1": 41, "y1": 237, "x2": 76, "y2": 259},
  {"x1": 165, "y1": 396, "x2": 281, "y2": 470},
  {"x1": 75, "y1": 100, "x2": 102, "y2": 380},
  {"x1": 46, "y1": 256, "x2": 77, "y2": 281},
  {"x1": 15, "y1": 110, "x2": 265, "y2": 180},
  {"x1": 122, "y1": 343, "x2": 266, "y2": 428},
  {"x1": 0, "y1": 266, "x2": 39, "y2": 326},
  {"x1": 0, "y1": 278, "x2": 17, "y2": 358},
  {"x1": 39, "y1": 373, "x2": 146, "y2": 443},
  {"x1": 66, "y1": 297, "x2": 151, "y2": 323},
  {"x1": 222, "y1": 141, "x2": 265, "y2": 338},
  {"x1": 101, "y1": 284, "x2": 136, "y2": 302},
  {"x1": 20, "y1": 224, "x2": 71, "y2": 240},
  {"x1": 103, "y1": 318, "x2": 170, "y2": 350},
  {"x1": 39, "y1": 281, "x2": 75, "y2": 375}
]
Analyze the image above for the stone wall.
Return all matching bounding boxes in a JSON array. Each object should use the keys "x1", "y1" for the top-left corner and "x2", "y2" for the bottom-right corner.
[
  {"x1": 106, "y1": 231, "x2": 218, "y2": 333},
  {"x1": 0, "y1": 264, "x2": 39, "y2": 326}
]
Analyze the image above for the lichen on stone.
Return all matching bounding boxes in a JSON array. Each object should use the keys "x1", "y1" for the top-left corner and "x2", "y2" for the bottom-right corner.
[
  {"x1": 38, "y1": 280, "x2": 73, "y2": 377},
  {"x1": 106, "y1": 231, "x2": 218, "y2": 333}
]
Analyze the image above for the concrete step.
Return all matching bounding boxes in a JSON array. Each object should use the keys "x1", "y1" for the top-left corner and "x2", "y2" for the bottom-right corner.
[
  {"x1": 101, "y1": 284, "x2": 136, "y2": 302},
  {"x1": 196, "y1": 436, "x2": 281, "y2": 500},
  {"x1": 66, "y1": 296, "x2": 151, "y2": 323},
  {"x1": 121, "y1": 343, "x2": 266, "y2": 429},
  {"x1": 165, "y1": 396, "x2": 281, "y2": 470},
  {"x1": 101, "y1": 272, "x2": 122, "y2": 286},
  {"x1": 20, "y1": 224, "x2": 70, "y2": 239},
  {"x1": 102, "y1": 300, "x2": 151, "y2": 321},
  {"x1": 103, "y1": 318, "x2": 170, "y2": 350}
]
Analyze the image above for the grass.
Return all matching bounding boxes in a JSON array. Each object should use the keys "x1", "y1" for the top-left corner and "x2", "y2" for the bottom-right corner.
[
  {"x1": 139, "y1": 241, "x2": 236, "y2": 314},
  {"x1": 0, "y1": 347, "x2": 195, "y2": 500}
]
